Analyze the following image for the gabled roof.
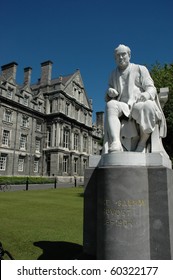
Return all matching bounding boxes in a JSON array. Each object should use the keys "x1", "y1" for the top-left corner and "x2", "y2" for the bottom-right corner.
[{"x1": 51, "y1": 73, "x2": 74, "y2": 86}]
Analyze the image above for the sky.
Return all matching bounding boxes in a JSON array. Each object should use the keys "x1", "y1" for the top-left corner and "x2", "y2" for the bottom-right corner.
[{"x1": 1, "y1": 0, "x2": 173, "y2": 122}]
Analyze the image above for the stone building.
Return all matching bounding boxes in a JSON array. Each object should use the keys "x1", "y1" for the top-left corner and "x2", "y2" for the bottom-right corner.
[{"x1": 0, "y1": 61, "x2": 103, "y2": 180}]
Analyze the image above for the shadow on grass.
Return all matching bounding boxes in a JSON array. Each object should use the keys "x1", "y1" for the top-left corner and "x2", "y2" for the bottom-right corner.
[
  {"x1": 34, "y1": 241, "x2": 96, "y2": 260},
  {"x1": 77, "y1": 192, "x2": 84, "y2": 198}
]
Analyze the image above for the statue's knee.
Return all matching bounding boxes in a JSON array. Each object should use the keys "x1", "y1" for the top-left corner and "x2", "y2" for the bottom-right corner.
[
  {"x1": 142, "y1": 100, "x2": 155, "y2": 114},
  {"x1": 132, "y1": 101, "x2": 154, "y2": 119},
  {"x1": 131, "y1": 106, "x2": 139, "y2": 120},
  {"x1": 107, "y1": 100, "x2": 120, "y2": 111}
]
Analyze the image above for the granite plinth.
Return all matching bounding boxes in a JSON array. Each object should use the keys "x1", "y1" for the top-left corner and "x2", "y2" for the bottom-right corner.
[
  {"x1": 83, "y1": 155, "x2": 173, "y2": 259},
  {"x1": 83, "y1": 168, "x2": 97, "y2": 256}
]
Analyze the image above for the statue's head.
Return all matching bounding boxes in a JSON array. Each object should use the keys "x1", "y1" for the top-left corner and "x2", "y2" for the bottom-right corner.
[{"x1": 114, "y1": 44, "x2": 131, "y2": 70}]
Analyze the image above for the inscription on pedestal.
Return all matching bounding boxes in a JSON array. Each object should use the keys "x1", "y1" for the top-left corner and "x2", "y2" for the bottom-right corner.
[{"x1": 104, "y1": 199, "x2": 146, "y2": 229}]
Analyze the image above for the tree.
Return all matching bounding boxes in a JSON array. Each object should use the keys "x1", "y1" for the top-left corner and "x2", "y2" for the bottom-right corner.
[{"x1": 150, "y1": 63, "x2": 173, "y2": 161}]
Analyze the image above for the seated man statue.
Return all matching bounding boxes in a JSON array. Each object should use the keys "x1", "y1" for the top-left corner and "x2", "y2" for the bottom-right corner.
[{"x1": 104, "y1": 44, "x2": 167, "y2": 153}]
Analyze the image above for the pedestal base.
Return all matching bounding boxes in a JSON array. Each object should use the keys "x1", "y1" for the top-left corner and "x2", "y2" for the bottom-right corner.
[{"x1": 83, "y1": 165, "x2": 173, "y2": 259}]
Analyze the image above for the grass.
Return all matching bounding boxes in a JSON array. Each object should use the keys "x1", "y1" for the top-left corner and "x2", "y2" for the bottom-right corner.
[{"x1": 0, "y1": 187, "x2": 84, "y2": 260}]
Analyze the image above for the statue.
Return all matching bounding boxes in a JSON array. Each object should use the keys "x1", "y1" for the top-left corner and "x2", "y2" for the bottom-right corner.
[{"x1": 103, "y1": 44, "x2": 167, "y2": 153}]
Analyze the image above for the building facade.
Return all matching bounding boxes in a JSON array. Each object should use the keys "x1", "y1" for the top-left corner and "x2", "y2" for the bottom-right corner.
[{"x1": 0, "y1": 61, "x2": 103, "y2": 180}]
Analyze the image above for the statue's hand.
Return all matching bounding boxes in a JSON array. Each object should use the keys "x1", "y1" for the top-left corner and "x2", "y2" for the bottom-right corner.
[
  {"x1": 105, "y1": 88, "x2": 119, "y2": 102},
  {"x1": 139, "y1": 92, "x2": 150, "y2": 102},
  {"x1": 107, "y1": 88, "x2": 119, "y2": 98}
]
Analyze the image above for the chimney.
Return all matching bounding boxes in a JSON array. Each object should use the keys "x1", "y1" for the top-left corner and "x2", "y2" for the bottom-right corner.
[
  {"x1": 24, "y1": 67, "x2": 32, "y2": 85},
  {"x1": 96, "y1": 111, "x2": 104, "y2": 129},
  {"x1": 1, "y1": 62, "x2": 18, "y2": 80},
  {"x1": 40, "y1": 60, "x2": 53, "y2": 85}
]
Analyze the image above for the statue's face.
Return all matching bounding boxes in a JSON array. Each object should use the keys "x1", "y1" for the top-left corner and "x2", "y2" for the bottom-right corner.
[{"x1": 115, "y1": 47, "x2": 130, "y2": 70}]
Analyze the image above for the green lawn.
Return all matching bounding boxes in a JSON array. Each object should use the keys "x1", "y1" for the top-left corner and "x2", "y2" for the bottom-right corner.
[{"x1": 0, "y1": 187, "x2": 84, "y2": 260}]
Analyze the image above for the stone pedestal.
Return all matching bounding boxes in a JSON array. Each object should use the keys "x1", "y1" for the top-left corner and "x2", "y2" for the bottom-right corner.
[{"x1": 83, "y1": 153, "x2": 173, "y2": 259}]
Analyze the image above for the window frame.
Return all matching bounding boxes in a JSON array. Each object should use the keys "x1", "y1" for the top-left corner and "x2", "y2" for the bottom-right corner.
[
  {"x1": 2, "y1": 129, "x2": 10, "y2": 147},
  {"x1": 0, "y1": 155, "x2": 7, "y2": 171},
  {"x1": 19, "y1": 134, "x2": 27, "y2": 150}
]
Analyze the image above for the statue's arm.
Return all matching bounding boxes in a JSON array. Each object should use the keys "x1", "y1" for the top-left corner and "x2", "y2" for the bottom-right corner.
[
  {"x1": 105, "y1": 71, "x2": 119, "y2": 102},
  {"x1": 139, "y1": 65, "x2": 157, "y2": 101}
]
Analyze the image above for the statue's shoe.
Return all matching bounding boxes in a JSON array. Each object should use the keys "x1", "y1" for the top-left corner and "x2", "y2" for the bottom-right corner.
[{"x1": 109, "y1": 141, "x2": 123, "y2": 152}]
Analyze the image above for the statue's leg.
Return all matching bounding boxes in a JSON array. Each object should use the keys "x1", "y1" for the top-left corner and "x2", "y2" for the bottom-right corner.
[
  {"x1": 135, "y1": 127, "x2": 150, "y2": 152},
  {"x1": 106, "y1": 100, "x2": 123, "y2": 152},
  {"x1": 132, "y1": 100, "x2": 158, "y2": 152}
]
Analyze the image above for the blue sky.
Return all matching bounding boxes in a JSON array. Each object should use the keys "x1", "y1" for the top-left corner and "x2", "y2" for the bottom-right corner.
[{"x1": 1, "y1": 0, "x2": 173, "y2": 121}]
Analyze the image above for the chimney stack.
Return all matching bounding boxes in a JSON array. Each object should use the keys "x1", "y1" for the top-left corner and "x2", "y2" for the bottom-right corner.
[
  {"x1": 96, "y1": 111, "x2": 104, "y2": 129},
  {"x1": 1, "y1": 62, "x2": 18, "y2": 80},
  {"x1": 40, "y1": 60, "x2": 53, "y2": 85},
  {"x1": 24, "y1": 67, "x2": 32, "y2": 85}
]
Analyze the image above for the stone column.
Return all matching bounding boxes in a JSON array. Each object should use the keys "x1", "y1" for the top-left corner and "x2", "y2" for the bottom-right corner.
[
  {"x1": 52, "y1": 123, "x2": 55, "y2": 147},
  {"x1": 56, "y1": 122, "x2": 60, "y2": 147}
]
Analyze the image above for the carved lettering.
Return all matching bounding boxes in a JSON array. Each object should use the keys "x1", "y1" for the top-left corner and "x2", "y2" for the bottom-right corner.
[{"x1": 104, "y1": 199, "x2": 146, "y2": 228}]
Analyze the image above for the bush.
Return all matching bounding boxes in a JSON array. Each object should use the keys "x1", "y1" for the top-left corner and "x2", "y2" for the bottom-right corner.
[{"x1": 0, "y1": 176, "x2": 55, "y2": 185}]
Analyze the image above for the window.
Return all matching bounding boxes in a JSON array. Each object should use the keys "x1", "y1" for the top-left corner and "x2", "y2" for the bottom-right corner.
[
  {"x1": 78, "y1": 91, "x2": 81, "y2": 102},
  {"x1": 2, "y1": 130, "x2": 10, "y2": 146},
  {"x1": 47, "y1": 127, "x2": 51, "y2": 147},
  {"x1": 19, "y1": 134, "x2": 27, "y2": 150},
  {"x1": 74, "y1": 133, "x2": 79, "y2": 151},
  {"x1": 18, "y1": 157, "x2": 24, "y2": 172},
  {"x1": 21, "y1": 115, "x2": 29, "y2": 128},
  {"x1": 74, "y1": 158, "x2": 78, "y2": 173},
  {"x1": 38, "y1": 102, "x2": 42, "y2": 112},
  {"x1": 84, "y1": 113, "x2": 87, "y2": 125},
  {"x1": 4, "y1": 109, "x2": 12, "y2": 122},
  {"x1": 23, "y1": 95, "x2": 29, "y2": 106},
  {"x1": 7, "y1": 87, "x2": 13, "y2": 99},
  {"x1": 34, "y1": 160, "x2": 39, "y2": 173},
  {"x1": 83, "y1": 159, "x2": 87, "y2": 170},
  {"x1": 0, "y1": 155, "x2": 7, "y2": 170},
  {"x1": 83, "y1": 135, "x2": 88, "y2": 153},
  {"x1": 36, "y1": 121, "x2": 42, "y2": 132},
  {"x1": 54, "y1": 126, "x2": 57, "y2": 146},
  {"x1": 73, "y1": 87, "x2": 77, "y2": 96},
  {"x1": 63, "y1": 129, "x2": 70, "y2": 149},
  {"x1": 65, "y1": 102, "x2": 70, "y2": 116},
  {"x1": 73, "y1": 86, "x2": 83, "y2": 103},
  {"x1": 50, "y1": 100, "x2": 53, "y2": 113},
  {"x1": 63, "y1": 156, "x2": 69, "y2": 173},
  {"x1": 35, "y1": 139, "x2": 41, "y2": 153},
  {"x1": 75, "y1": 108, "x2": 79, "y2": 121}
]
